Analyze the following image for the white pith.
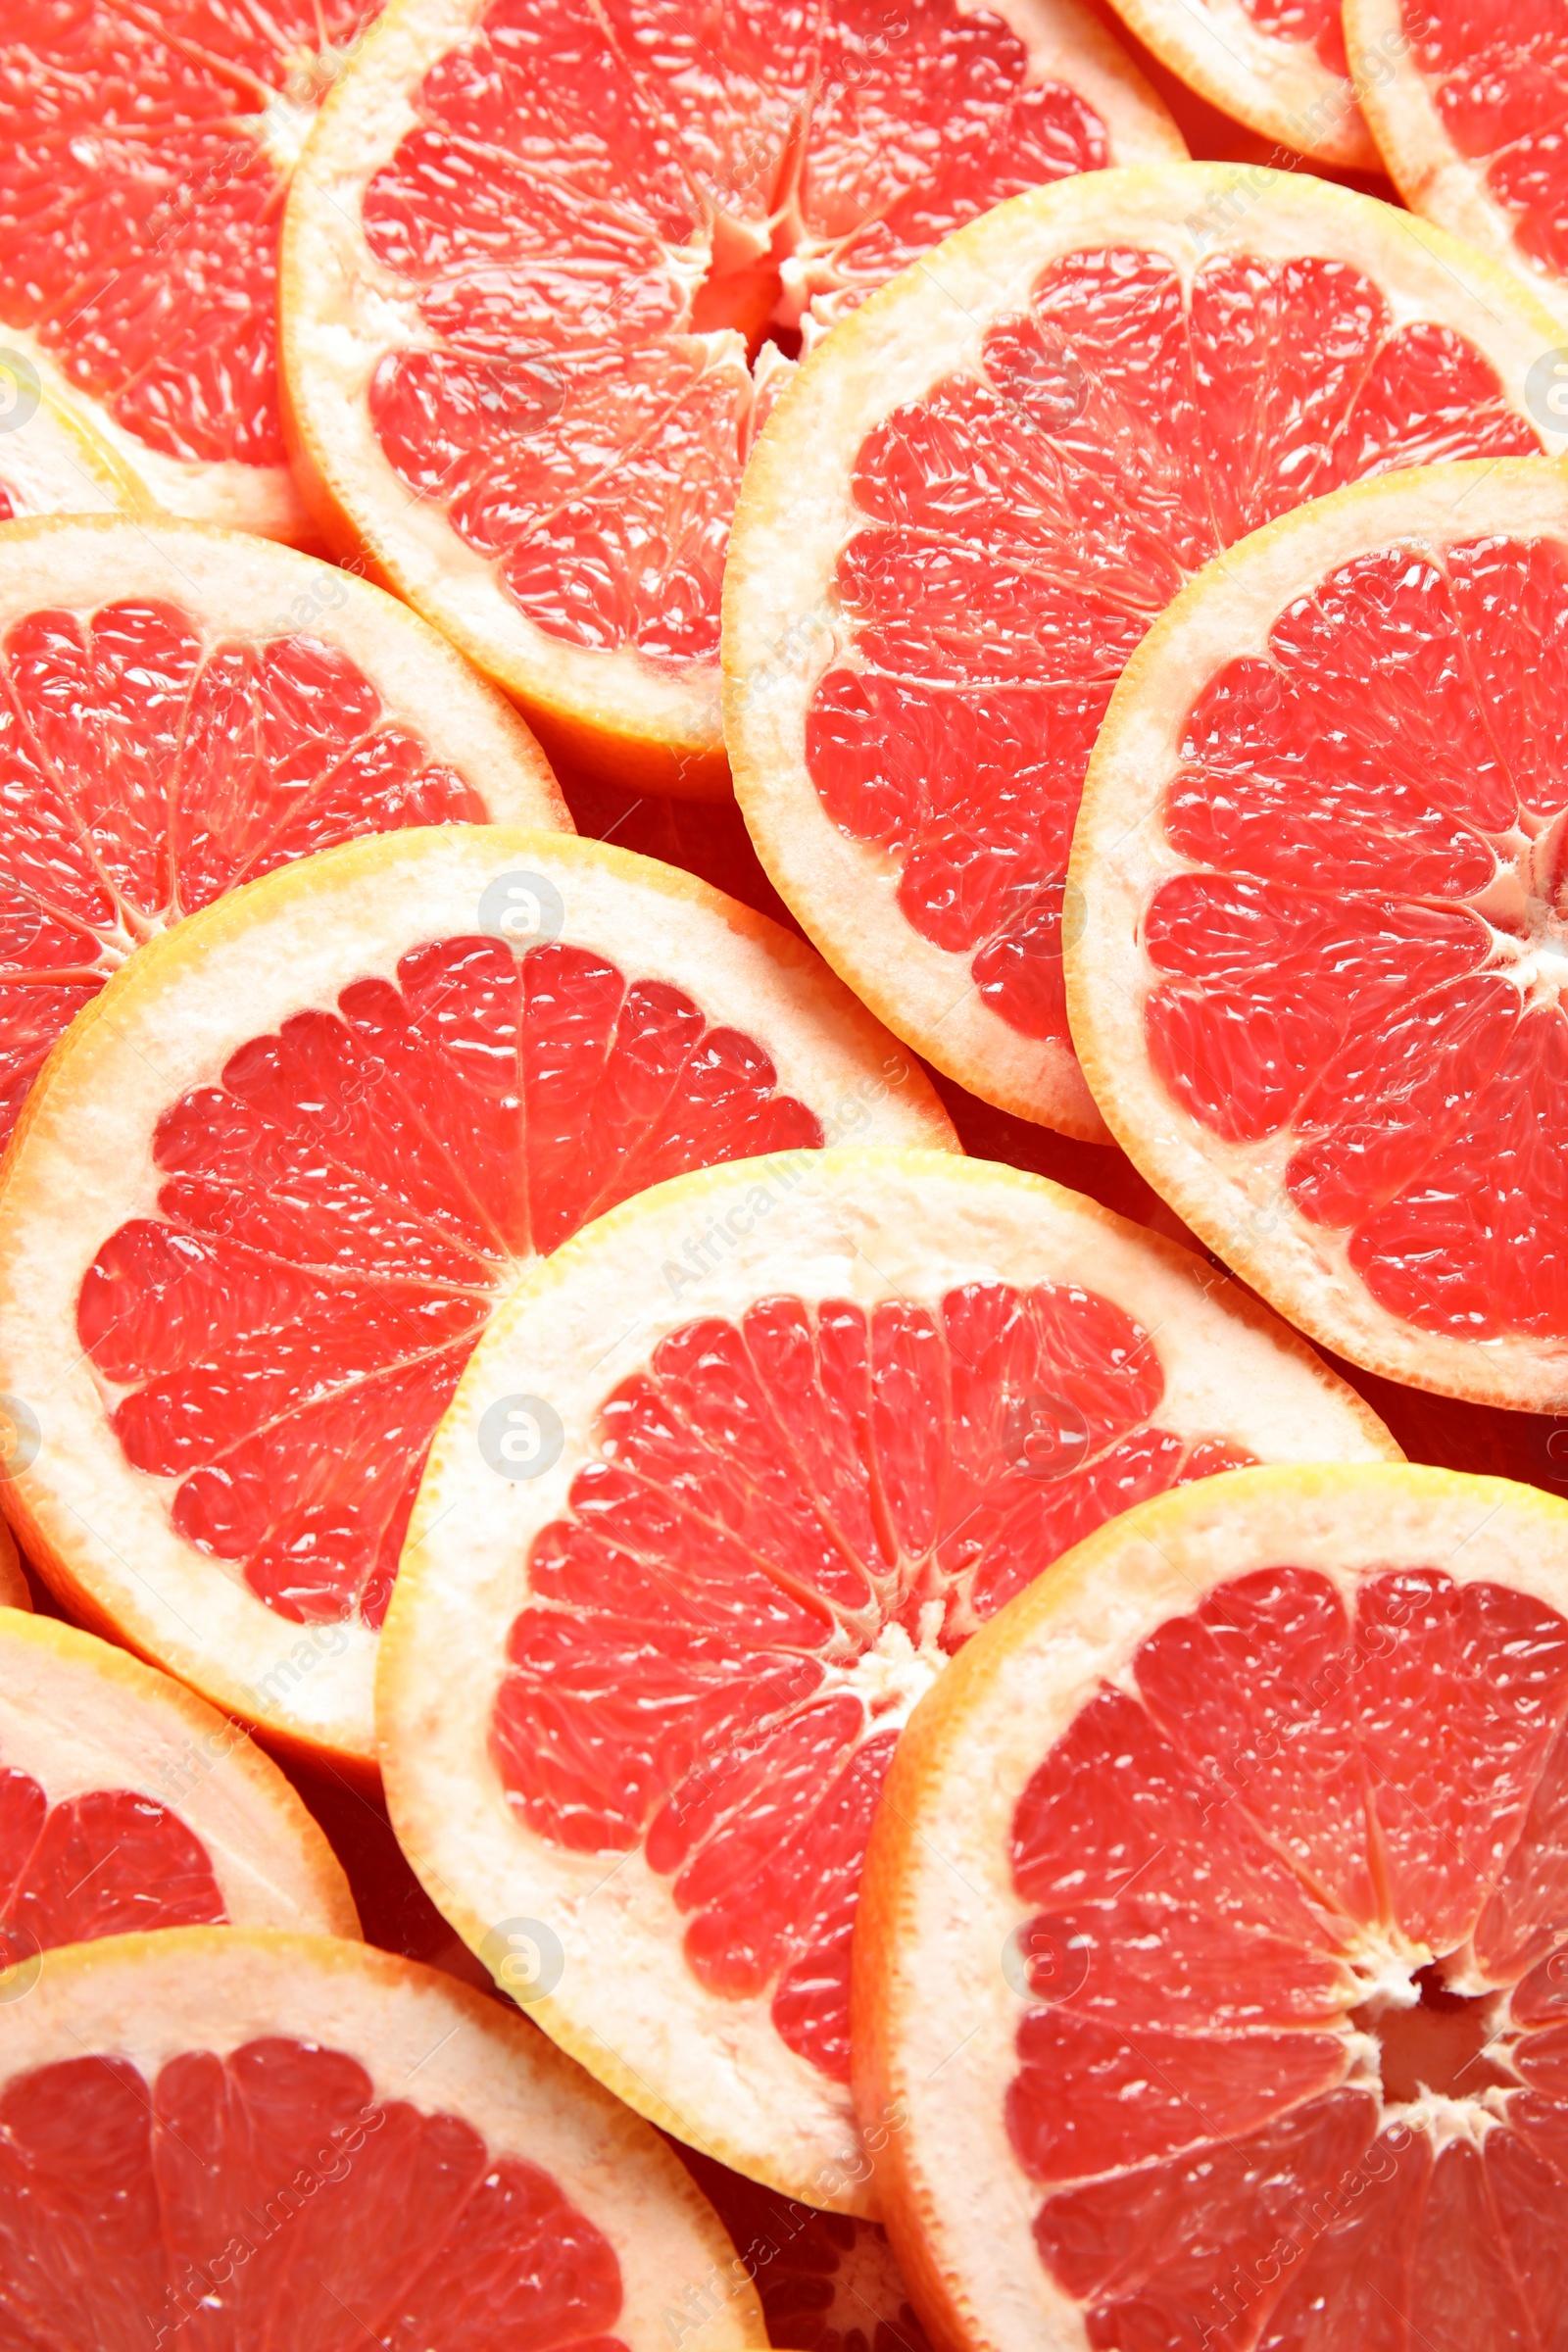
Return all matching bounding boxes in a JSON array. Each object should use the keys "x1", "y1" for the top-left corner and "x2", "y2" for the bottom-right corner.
[
  {"x1": 859, "y1": 1464, "x2": 1568, "y2": 2352},
  {"x1": 0, "y1": 385, "x2": 145, "y2": 520},
  {"x1": 0, "y1": 1928, "x2": 768, "y2": 2351},
  {"x1": 1069, "y1": 459, "x2": 1568, "y2": 1412},
  {"x1": 380, "y1": 1148, "x2": 1394, "y2": 2216},
  {"x1": 724, "y1": 165, "x2": 1566, "y2": 1141},
  {"x1": 1103, "y1": 0, "x2": 1376, "y2": 166},
  {"x1": 282, "y1": 0, "x2": 1181, "y2": 792},
  {"x1": 0, "y1": 1606, "x2": 359, "y2": 1937},
  {"x1": 0, "y1": 828, "x2": 953, "y2": 1765}
]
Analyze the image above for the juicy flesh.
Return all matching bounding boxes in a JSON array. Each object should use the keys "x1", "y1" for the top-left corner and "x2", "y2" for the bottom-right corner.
[
  {"x1": 807, "y1": 247, "x2": 1539, "y2": 1045},
  {"x1": 0, "y1": 0, "x2": 372, "y2": 467},
  {"x1": 1008, "y1": 1562, "x2": 1568, "y2": 2347},
  {"x1": 363, "y1": 0, "x2": 1109, "y2": 664},
  {"x1": 1239, "y1": 0, "x2": 1348, "y2": 77},
  {"x1": 77, "y1": 937, "x2": 821, "y2": 1630},
  {"x1": 0, "y1": 2034, "x2": 627, "y2": 2350},
  {"x1": 492, "y1": 1280, "x2": 1254, "y2": 2081},
  {"x1": 1407, "y1": 0, "x2": 1568, "y2": 279},
  {"x1": 1147, "y1": 530, "x2": 1568, "y2": 1344},
  {"x1": 0, "y1": 594, "x2": 489, "y2": 1149},
  {"x1": 0, "y1": 1771, "x2": 224, "y2": 1960}
]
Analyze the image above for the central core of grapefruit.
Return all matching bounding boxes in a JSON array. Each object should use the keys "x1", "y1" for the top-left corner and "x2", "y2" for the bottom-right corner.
[{"x1": 1354, "y1": 1966, "x2": 1512, "y2": 2106}]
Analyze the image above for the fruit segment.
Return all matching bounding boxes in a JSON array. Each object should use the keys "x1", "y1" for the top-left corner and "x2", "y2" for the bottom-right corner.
[{"x1": 0, "y1": 1779, "x2": 225, "y2": 1955}]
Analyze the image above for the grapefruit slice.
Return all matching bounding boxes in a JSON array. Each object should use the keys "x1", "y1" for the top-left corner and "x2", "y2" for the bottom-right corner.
[
  {"x1": 0, "y1": 1926, "x2": 765, "y2": 2349},
  {"x1": 378, "y1": 1146, "x2": 1395, "y2": 2209},
  {"x1": 0, "y1": 514, "x2": 566, "y2": 1155},
  {"x1": 281, "y1": 0, "x2": 1185, "y2": 799},
  {"x1": 0, "y1": 375, "x2": 149, "y2": 523},
  {"x1": 0, "y1": 1522, "x2": 24, "y2": 1612},
  {"x1": 1100, "y1": 0, "x2": 1377, "y2": 167},
  {"x1": 0, "y1": 0, "x2": 381, "y2": 543},
  {"x1": 723, "y1": 164, "x2": 1562, "y2": 1140},
  {"x1": 0, "y1": 1607, "x2": 359, "y2": 1972},
  {"x1": 1070, "y1": 455, "x2": 1568, "y2": 1411},
  {"x1": 1348, "y1": 0, "x2": 1568, "y2": 331},
  {"x1": 857, "y1": 1462, "x2": 1568, "y2": 2352},
  {"x1": 0, "y1": 827, "x2": 952, "y2": 1773}
]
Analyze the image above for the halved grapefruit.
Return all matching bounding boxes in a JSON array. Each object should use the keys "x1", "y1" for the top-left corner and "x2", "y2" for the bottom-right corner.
[
  {"x1": 0, "y1": 827, "x2": 952, "y2": 1774},
  {"x1": 723, "y1": 164, "x2": 1564, "y2": 1138},
  {"x1": 0, "y1": 1927, "x2": 765, "y2": 2348},
  {"x1": 1348, "y1": 0, "x2": 1568, "y2": 330},
  {"x1": 0, "y1": 1607, "x2": 359, "y2": 1967},
  {"x1": 1070, "y1": 455, "x2": 1568, "y2": 1412},
  {"x1": 0, "y1": 375, "x2": 148, "y2": 524},
  {"x1": 0, "y1": 0, "x2": 381, "y2": 542},
  {"x1": 378, "y1": 1146, "x2": 1395, "y2": 2209},
  {"x1": 0, "y1": 514, "x2": 566, "y2": 1154},
  {"x1": 856, "y1": 1462, "x2": 1568, "y2": 2352},
  {"x1": 281, "y1": 0, "x2": 1185, "y2": 798},
  {"x1": 1102, "y1": 0, "x2": 1377, "y2": 167}
]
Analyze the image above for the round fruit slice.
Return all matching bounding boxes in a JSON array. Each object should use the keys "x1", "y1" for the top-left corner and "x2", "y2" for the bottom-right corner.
[
  {"x1": 379, "y1": 1146, "x2": 1395, "y2": 2210},
  {"x1": 1071, "y1": 455, "x2": 1568, "y2": 1411},
  {"x1": 0, "y1": 514, "x2": 566, "y2": 1154},
  {"x1": 0, "y1": 1608, "x2": 359, "y2": 1969},
  {"x1": 0, "y1": 1927, "x2": 765, "y2": 2349},
  {"x1": 858, "y1": 1463, "x2": 1568, "y2": 2352},
  {"x1": 282, "y1": 0, "x2": 1184, "y2": 798},
  {"x1": 1102, "y1": 0, "x2": 1377, "y2": 167},
  {"x1": 0, "y1": 827, "x2": 951, "y2": 1773},
  {"x1": 1348, "y1": 0, "x2": 1568, "y2": 331},
  {"x1": 0, "y1": 0, "x2": 380, "y2": 542},
  {"x1": 724, "y1": 164, "x2": 1563, "y2": 1139},
  {"x1": 0, "y1": 372, "x2": 149, "y2": 522}
]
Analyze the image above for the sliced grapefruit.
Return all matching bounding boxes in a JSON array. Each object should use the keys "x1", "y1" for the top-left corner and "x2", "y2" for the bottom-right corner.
[
  {"x1": 857, "y1": 1462, "x2": 1568, "y2": 2352},
  {"x1": 1101, "y1": 0, "x2": 1377, "y2": 167},
  {"x1": 281, "y1": 0, "x2": 1185, "y2": 799},
  {"x1": 0, "y1": 375, "x2": 149, "y2": 523},
  {"x1": 0, "y1": 1926, "x2": 765, "y2": 2348},
  {"x1": 1348, "y1": 0, "x2": 1568, "y2": 330},
  {"x1": 0, "y1": 0, "x2": 381, "y2": 542},
  {"x1": 0, "y1": 1607, "x2": 359, "y2": 1968},
  {"x1": 0, "y1": 827, "x2": 952, "y2": 1774},
  {"x1": 378, "y1": 1146, "x2": 1395, "y2": 2209},
  {"x1": 1070, "y1": 455, "x2": 1568, "y2": 1411},
  {"x1": 0, "y1": 514, "x2": 566, "y2": 1154},
  {"x1": 723, "y1": 164, "x2": 1563, "y2": 1140},
  {"x1": 0, "y1": 1522, "x2": 24, "y2": 1612}
]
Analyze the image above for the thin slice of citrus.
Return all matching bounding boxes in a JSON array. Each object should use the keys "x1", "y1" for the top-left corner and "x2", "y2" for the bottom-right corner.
[
  {"x1": 0, "y1": 1927, "x2": 764, "y2": 2349},
  {"x1": 1348, "y1": 0, "x2": 1568, "y2": 331},
  {"x1": 858, "y1": 1463, "x2": 1568, "y2": 2352},
  {"x1": 0, "y1": 514, "x2": 566, "y2": 1154},
  {"x1": 0, "y1": 1608, "x2": 360, "y2": 1970},
  {"x1": 0, "y1": 827, "x2": 952, "y2": 1773},
  {"x1": 1101, "y1": 0, "x2": 1378, "y2": 167},
  {"x1": 724, "y1": 164, "x2": 1563, "y2": 1141},
  {"x1": 379, "y1": 1146, "x2": 1395, "y2": 2210},
  {"x1": 0, "y1": 370, "x2": 149, "y2": 523},
  {"x1": 281, "y1": 0, "x2": 1184, "y2": 799},
  {"x1": 0, "y1": 0, "x2": 381, "y2": 542},
  {"x1": 1070, "y1": 455, "x2": 1568, "y2": 1411}
]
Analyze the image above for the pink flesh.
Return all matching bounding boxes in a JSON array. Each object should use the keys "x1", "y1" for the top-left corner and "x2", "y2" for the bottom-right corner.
[
  {"x1": 808, "y1": 246, "x2": 1540, "y2": 1044},
  {"x1": 0, "y1": 596, "x2": 491, "y2": 1149},
  {"x1": 77, "y1": 938, "x2": 822, "y2": 1630},
  {"x1": 1406, "y1": 0, "x2": 1568, "y2": 277},
  {"x1": 363, "y1": 0, "x2": 1109, "y2": 663},
  {"x1": 0, "y1": 1770, "x2": 225, "y2": 1954},
  {"x1": 0, "y1": 2035, "x2": 627, "y2": 2350},
  {"x1": 1009, "y1": 1563, "x2": 1568, "y2": 2343},
  {"x1": 1239, "y1": 0, "x2": 1350, "y2": 76},
  {"x1": 492, "y1": 1280, "x2": 1255, "y2": 2081},
  {"x1": 0, "y1": 0, "x2": 373, "y2": 468},
  {"x1": 1146, "y1": 531, "x2": 1568, "y2": 1344}
]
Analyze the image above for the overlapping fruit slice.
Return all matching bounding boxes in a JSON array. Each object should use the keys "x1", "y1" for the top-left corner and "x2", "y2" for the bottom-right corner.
[
  {"x1": 0, "y1": 0, "x2": 379, "y2": 540},
  {"x1": 725, "y1": 164, "x2": 1562, "y2": 1137},
  {"x1": 0, "y1": 1608, "x2": 359, "y2": 1972},
  {"x1": 1071, "y1": 456, "x2": 1568, "y2": 1409},
  {"x1": 282, "y1": 0, "x2": 1183, "y2": 795},
  {"x1": 1103, "y1": 0, "x2": 1377, "y2": 165},
  {"x1": 1349, "y1": 0, "x2": 1568, "y2": 328},
  {"x1": 0, "y1": 1928, "x2": 764, "y2": 2349},
  {"x1": 379, "y1": 1147, "x2": 1395, "y2": 2208},
  {"x1": 858, "y1": 1464, "x2": 1568, "y2": 2352},
  {"x1": 0, "y1": 374, "x2": 147, "y2": 524},
  {"x1": 0, "y1": 515, "x2": 566, "y2": 1153},
  {"x1": 0, "y1": 827, "x2": 950, "y2": 1768}
]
